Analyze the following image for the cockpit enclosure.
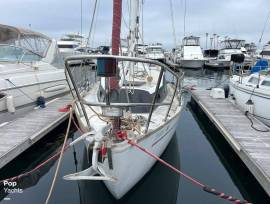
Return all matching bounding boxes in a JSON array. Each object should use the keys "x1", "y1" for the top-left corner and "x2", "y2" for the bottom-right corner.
[
  {"x1": 65, "y1": 55, "x2": 184, "y2": 133},
  {"x1": 182, "y1": 36, "x2": 200, "y2": 46},
  {"x1": 0, "y1": 24, "x2": 51, "y2": 61},
  {"x1": 221, "y1": 39, "x2": 245, "y2": 50}
]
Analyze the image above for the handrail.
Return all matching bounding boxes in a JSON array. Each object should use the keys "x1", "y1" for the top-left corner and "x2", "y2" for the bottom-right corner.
[
  {"x1": 145, "y1": 67, "x2": 164, "y2": 133},
  {"x1": 81, "y1": 100, "x2": 171, "y2": 107},
  {"x1": 65, "y1": 54, "x2": 183, "y2": 79},
  {"x1": 65, "y1": 54, "x2": 184, "y2": 133},
  {"x1": 164, "y1": 76, "x2": 180, "y2": 122}
]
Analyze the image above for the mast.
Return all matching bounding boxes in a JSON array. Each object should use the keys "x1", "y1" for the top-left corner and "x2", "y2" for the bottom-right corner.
[
  {"x1": 110, "y1": 0, "x2": 122, "y2": 90},
  {"x1": 110, "y1": 0, "x2": 122, "y2": 131},
  {"x1": 128, "y1": 0, "x2": 139, "y2": 57},
  {"x1": 111, "y1": 0, "x2": 122, "y2": 56}
]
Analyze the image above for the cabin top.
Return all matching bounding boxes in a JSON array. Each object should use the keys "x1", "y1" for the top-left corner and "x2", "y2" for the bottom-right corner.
[{"x1": 182, "y1": 36, "x2": 200, "y2": 46}]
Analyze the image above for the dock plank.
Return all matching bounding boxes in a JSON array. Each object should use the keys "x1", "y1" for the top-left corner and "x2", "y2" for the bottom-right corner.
[
  {"x1": 191, "y1": 89, "x2": 270, "y2": 196},
  {"x1": 0, "y1": 95, "x2": 72, "y2": 168}
]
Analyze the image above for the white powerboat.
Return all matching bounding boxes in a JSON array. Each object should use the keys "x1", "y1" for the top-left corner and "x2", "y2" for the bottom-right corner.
[
  {"x1": 0, "y1": 24, "x2": 69, "y2": 113},
  {"x1": 63, "y1": 0, "x2": 184, "y2": 199},
  {"x1": 135, "y1": 43, "x2": 148, "y2": 56},
  {"x1": 175, "y1": 36, "x2": 205, "y2": 69},
  {"x1": 230, "y1": 61, "x2": 270, "y2": 126},
  {"x1": 206, "y1": 39, "x2": 252, "y2": 69},
  {"x1": 244, "y1": 42, "x2": 257, "y2": 57},
  {"x1": 57, "y1": 33, "x2": 87, "y2": 59},
  {"x1": 145, "y1": 44, "x2": 165, "y2": 62},
  {"x1": 260, "y1": 42, "x2": 270, "y2": 61}
]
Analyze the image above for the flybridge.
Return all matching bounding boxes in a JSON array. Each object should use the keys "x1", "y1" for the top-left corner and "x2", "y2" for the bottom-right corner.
[
  {"x1": 182, "y1": 36, "x2": 200, "y2": 46},
  {"x1": 221, "y1": 39, "x2": 245, "y2": 49}
]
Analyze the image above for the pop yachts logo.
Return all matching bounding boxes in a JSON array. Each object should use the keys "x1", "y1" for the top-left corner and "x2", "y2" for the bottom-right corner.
[{"x1": 3, "y1": 181, "x2": 23, "y2": 194}]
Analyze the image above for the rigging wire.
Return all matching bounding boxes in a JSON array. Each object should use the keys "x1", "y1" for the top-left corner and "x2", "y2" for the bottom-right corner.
[
  {"x1": 127, "y1": 0, "x2": 131, "y2": 29},
  {"x1": 86, "y1": 0, "x2": 98, "y2": 48},
  {"x1": 5, "y1": 79, "x2": 35, "y2": 102},
  {"x1": 183, "y1": 0, "x2": 187, "y2": 37},
  {"x1": 121, "y1": 0, "x2": 130, "y2": 30},
  {"x1": 91, "y1": 0, "x2": 100, "y2": 47},
  {"x1": 258, "y1": 9, "x2": 270, "y2": 47},
  {"x1": 141, "y1": 0, "x2": 144, "y2": 44},
  {"x1": 80, "y1": 0, "x2": 83, "y2": 45},
  {"x1": 169, "y1": 0, "x2": 177, "y2": 47}
]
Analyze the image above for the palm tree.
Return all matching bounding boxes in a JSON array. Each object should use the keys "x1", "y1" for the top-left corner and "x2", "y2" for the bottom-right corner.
[
  {"x1": 205, "y1": 33, "x2": 209, "y2": 49},
  {"x1": 210, "y1": 37, "x2": 213, "y2": 49},
  {"x1": 216, "y1": 35, "x2": 220, "y2": 49},
  {"x1": 213, "y1": 33, "x2": 217, "y2": 49}
]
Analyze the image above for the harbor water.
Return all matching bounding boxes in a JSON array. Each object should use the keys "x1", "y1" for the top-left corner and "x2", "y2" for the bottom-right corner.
[{"x1": 0, "y1": 68, "x2": 269, "y2": 204}]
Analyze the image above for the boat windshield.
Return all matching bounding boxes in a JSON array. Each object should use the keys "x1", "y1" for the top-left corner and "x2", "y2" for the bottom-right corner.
[
  {"x1": 147, "y1": 47, "x2": 162, "y2": 53},
  {"x1": 183, "y1": 36, "x2": 200, "y2": 46},
  {"x1": 261, "y1": 51, "x2": 270, "y2": 56},
  {"x1": 220, "y1": 49, "x2": 242, "y2": 54},
  {"x1": 0, "y1": 45, "x2": 42, "y2": 62},
  {"x1": 0, "y1": 24, "x2": 51, "y2": 58},
  {"x1": 261, "y1": 80, "x2": 270, "y2": 87},
  {"x1": 58, "y1": 44, "x2": 78, "y2": 49}
]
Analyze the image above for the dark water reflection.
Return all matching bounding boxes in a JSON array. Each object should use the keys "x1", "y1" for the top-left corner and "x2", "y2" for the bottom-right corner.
[
  {"x1": 0, "y1": 68, "x2": 269, "y2": 204},
  {"x1": 78, "y1": 135, "x2": 180, "y2": 204}
]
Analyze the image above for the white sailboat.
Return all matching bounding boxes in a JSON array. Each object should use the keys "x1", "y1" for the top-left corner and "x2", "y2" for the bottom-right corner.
[
  {"x1": 63, "y1": 0, "x2": 184, "y2": 199},
  {"x1": 230, "y1": 70, "x2": 270, "y2": 126},
  {"x1": 0, "y1": 24, "x2": 69, "y2": 113}
]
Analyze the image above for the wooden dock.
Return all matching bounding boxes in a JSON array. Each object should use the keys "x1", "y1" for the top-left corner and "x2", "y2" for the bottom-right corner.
[
  {"x1": 191, "y1": 89, "x2": 270, "y2": 197},
  {"x1": 0, "y1": 95, "x2": 72, "y2": 169}
]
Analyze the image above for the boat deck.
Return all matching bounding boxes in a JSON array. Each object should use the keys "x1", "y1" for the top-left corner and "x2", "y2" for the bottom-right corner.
[
  {"x1": 191, "y1": 89, "x2": 270, "y2": 196},
  {"x1": 0, "y1": 95, "x2": 72, "y2": 169}
]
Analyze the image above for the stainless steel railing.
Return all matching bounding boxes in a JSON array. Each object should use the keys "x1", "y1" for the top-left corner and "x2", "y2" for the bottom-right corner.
[{"x1": 65, "y1": 55, "x2": 184, "y2": 133}]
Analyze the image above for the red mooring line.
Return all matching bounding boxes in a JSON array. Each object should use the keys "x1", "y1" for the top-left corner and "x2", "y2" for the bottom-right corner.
[
  {"x1": 120, "y1": 135, "x2": 252, "y2": 204},
  {"x1": 0, "y1": 116, "x2": 80, "y2": 184},
  {"x1": 0, "y1": 115, "x2": 253, "y2": 204}
]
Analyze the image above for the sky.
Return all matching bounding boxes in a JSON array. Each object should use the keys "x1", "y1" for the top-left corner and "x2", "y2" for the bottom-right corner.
[{"x1": 1, "y1": 0, "x2": 270, "y2": 49}]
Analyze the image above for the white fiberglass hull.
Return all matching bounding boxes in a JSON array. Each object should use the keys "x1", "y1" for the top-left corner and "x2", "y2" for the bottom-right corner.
[
  {"x1": 180, "y1": 59, "x2": 204, "y2": 69},
  {"x1": 204, "y1": 60, "x2": 230, "y2": 69},
  {"x1": 100, "y1": 113, "x2": 181, "y2": 199},
  {"x1": 230, "y1": 80, "x2": 270, "y2": 126},
  {"x1": 0, "y1": 69, "x2": 69, "y2": 112}
]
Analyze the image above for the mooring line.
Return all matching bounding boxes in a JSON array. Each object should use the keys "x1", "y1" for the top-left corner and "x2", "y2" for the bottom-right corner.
[
  {"x1": 0, "y1": 108, "x2": 253, "y2": 204},
  {"x1": 116, "y1": 131, "x2": 252, "y2": 204},
  {"x1": 0, "y1": 104, "x2": 80, "y2": 185},
  {"x1": 44, "y1": 104, "x2": 73, "y2": 204}
]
